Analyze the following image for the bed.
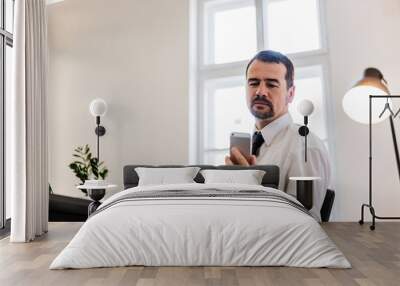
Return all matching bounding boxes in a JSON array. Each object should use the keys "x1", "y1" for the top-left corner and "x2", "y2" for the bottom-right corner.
[{"x1": 50, "y1": 165, "x2": 350, "y2": 269}]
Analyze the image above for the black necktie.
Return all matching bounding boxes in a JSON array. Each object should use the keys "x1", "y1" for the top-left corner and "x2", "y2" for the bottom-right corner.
[{"x1": 252, "y1": 132, "x2": 265, "y2": 156}]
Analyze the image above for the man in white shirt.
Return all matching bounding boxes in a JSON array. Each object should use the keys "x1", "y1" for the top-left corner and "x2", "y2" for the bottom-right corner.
[{"x1": 225, "y1": 50, "x2": 331, "y2": 221}]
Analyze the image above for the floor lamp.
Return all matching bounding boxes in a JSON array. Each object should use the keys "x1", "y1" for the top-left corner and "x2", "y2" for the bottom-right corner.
[{"x1": 342, "y1": 67, "x2": 400, "y2": 230}]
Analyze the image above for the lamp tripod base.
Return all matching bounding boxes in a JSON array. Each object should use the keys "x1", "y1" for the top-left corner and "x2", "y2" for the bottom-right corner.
[{"x1": 359, "y1": 203, "x2": 400, "y2": 231}]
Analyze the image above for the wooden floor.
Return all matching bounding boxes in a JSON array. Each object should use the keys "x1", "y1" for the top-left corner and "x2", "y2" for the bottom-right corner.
[{"x1": 0, "y1": 222, "x2": 399, "y2": 286}]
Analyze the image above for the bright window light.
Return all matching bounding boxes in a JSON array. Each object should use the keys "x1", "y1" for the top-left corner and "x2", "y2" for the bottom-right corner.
[
  {"x1": 5, "y1": 45, "x2": 12, "y2": 219},
  {"x1": 265, "y1": 0, "x2": 321, "y2": 54},
  {"x1": 5, "y1": 0, "x2": 14, "y2": 33},
  {"x1": 206, "y1": 1, "x2": 257, "y2": 64},
  {"x1": 204, "y1": 79, "x2": 254, "y2": 150}
]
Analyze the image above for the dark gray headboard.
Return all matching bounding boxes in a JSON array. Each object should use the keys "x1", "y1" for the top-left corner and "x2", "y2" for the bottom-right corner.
[{"x1": 123, "y1": 165, "x2": 280, "y2": 189}]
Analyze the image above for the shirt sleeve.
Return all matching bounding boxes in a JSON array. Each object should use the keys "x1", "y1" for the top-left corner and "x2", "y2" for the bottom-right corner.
[{"x1": 285, "y1": 146, "x2": 331, "y2": 221}]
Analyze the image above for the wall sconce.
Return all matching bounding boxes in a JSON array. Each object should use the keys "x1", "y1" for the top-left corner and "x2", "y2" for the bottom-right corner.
[
  {"x1": 297, "y1": 99, "x2": 315, "y2": 162},
  {"x1": 89, "y1": 98, "x2": 107, "y2": 161}
]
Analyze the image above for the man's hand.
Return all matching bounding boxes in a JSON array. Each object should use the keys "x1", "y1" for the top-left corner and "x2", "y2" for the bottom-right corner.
[{"x1": 225, "y1": 147, "x2": 257, "y2": 166}]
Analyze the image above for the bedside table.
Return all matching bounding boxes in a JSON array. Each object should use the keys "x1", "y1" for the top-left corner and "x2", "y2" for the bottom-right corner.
[
  {"x1": 289, "y1": 177, "x2": 320, "y2": 210},
  {"x1": 77, "y1": 184, "x2": 117, "y2": 216}
]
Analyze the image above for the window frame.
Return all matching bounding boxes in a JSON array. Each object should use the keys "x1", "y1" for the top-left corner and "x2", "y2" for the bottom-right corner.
[
  {"x1": 0, "y1": 0, "x2": 14, "y2": 230},
  {"x1": 191, "y1": 0, "x2": 335, "y2": 182}
]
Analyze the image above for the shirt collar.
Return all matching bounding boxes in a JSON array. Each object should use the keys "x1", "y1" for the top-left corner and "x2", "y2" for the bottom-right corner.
[{"x1": 254, "y1": 113, "x2": 292, "y2": 146}]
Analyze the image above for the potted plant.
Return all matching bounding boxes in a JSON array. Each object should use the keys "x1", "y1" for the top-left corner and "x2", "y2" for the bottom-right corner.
[{"x1": 68, "y1": 144, "x2": 109, "y2": 195}]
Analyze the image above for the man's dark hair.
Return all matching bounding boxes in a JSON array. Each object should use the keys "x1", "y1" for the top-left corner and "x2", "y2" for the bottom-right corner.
[{"x1": 246, "y1": 50, "x2": 294, "y2": 89}]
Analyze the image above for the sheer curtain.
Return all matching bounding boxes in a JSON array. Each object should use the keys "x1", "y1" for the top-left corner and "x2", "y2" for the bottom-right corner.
[{"x1": 10, "y1": 0, "x2": 48, "y2": 242}]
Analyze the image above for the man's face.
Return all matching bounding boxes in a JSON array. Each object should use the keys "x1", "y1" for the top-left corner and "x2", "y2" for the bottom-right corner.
[{"x1": 246, "y1": 60, "x2": 295, "y2": 122}]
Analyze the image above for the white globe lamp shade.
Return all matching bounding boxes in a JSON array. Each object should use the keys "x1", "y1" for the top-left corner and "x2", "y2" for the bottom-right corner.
[
  {"x1": 89, "y1": 98, "x2": 107, "y2": 117},
  {"x1": 342, "y1": 86, "x2": 390, "y2": 125},
  {"x1": 297, "y1": 99, "x2": 314, "y2": 116}
]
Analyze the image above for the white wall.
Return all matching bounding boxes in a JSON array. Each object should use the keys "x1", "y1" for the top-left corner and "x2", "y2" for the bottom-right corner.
[
  {"x1": 47, "y1": 0, "x2": 189, "y2": 198},
  {"x1": 48, "y1": 0, "x2": 400, "y2": 221},
  {"x1": 326, "y1": 0, "x2": 400, "y2": 220}
]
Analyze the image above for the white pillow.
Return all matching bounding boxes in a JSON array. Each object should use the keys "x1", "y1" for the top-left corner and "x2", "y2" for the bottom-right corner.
[
  {"x1": 200, "y1": 169, "x2": 266, "y2": 185},
  {"x1": 135, "y1": 167, "x2": 201, "y2": 186}
]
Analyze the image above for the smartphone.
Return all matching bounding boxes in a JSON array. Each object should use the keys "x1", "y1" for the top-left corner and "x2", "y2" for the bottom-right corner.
[{"x1": 230, "y1": 132, "x2": 251, "y2": 161}]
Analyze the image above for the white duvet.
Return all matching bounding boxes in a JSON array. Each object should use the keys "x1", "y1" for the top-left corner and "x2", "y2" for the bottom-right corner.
[{"x1": 50, "y1": 183, "x2": 351, "y2": 269}]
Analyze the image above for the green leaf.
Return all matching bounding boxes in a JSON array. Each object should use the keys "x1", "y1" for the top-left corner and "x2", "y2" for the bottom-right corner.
[
  {"x1": 99, "y1": 168, "x2": 109, "y2": 179},
  {"x1": 70, "y1": 144, "x2": 108, "y2": 185}
]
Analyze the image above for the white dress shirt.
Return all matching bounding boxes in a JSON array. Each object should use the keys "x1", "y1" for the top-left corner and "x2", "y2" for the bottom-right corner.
[{"x1": 254, "y1": 113, "x2": 331, "y2": 221}]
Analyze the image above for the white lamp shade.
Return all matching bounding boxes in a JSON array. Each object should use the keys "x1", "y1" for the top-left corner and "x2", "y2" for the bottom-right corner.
[
  {"x1": 89, "y1": 98, "x2": 107, "y2": 117},
  {"x1": 342, "y1": 86, "x2": 390, "y2": 125},
  {"x1": 297, "y1": 99, "x2": 314, "y2": 116}
]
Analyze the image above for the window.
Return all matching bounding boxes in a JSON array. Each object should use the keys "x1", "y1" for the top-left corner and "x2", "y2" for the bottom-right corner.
[
  {"x1": 204, "y1": 0, "x2": 257, "y2": 64},
  {"x1": 203, "y1": 76, "x2": 254, "y2": 164},
  {"x1": 1, "y1": 0, "x2": 14, "y2": 229},
  {"x1": 193, "y1": 0, "x2": 333, "y2": 165},
  {"x1": 264, "y1": 0, "x2": 321, "y2": 54}
]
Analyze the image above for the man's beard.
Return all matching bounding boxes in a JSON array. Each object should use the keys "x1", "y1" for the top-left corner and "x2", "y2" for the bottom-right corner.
[{"x1": 250, "y1": 95, "x2": 274, "y2": 120}]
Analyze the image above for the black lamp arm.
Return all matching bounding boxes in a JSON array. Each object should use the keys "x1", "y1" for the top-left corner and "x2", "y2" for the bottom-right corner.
[{"x1": 298, "y1": 116, "x2": 310, "y2": 162}]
